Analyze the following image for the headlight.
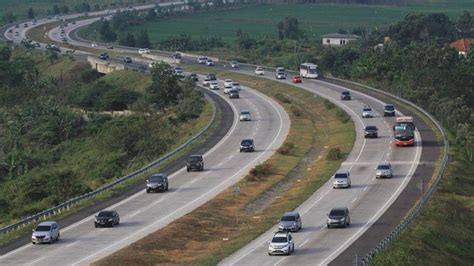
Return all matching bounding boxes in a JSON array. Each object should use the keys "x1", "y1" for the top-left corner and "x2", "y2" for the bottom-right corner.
[
  {"x1": 108, "y1": 218, "x2": 113, "y2": 222},
  {"x1": 32, "y1": 236, "x2": 37, "y2": 239}
]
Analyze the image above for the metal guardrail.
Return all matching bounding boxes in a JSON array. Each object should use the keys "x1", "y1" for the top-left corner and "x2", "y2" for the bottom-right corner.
[
  {"x1": 0, "y1": 94, "x2": 216, "y2": 237},
  {"x1": 323, "y1": 78, "x2": 449, "y2": 266}
]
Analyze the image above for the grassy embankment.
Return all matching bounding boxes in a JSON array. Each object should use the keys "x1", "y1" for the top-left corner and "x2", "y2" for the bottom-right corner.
[
  {"x1": 0, "y1": 53, "x2": 217, "y2": 245},
  {"x1": 95, "y1": 66, "x2": 355, "y2": 265}
]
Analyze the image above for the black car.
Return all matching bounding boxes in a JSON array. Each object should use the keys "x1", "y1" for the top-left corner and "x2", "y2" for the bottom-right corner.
[
  {"x1": 106, "y1": 45, "x2": 114, "y2": 50},
  {"x1": 229, "y1": 89, "x2": 240, "y2": 99},
  {"x1": 187, "y1": 155, "x2": 204, "y2": 172},
  {"x1": 327, "y1": 207, "x2": 350, "y2": 228},
  {"x1": 341, "y1": 91, "x2": 351, "y2": 100},
  {"x1": 146, "y1": 173, "x2": 169, "y2": 193},
  {"x1": 240, "y1": 139, "x2": 255, "y2": 152},
  {"x1": 172, "y1": 52, "x2": 182, "y2": 59},
  {"x1": 207, "y1": 73, "x2": 217, "y2": 81},
  {"x1": 364, "y1": 125, "x2": 378, "y2": 138},
  {"x1": 99, "y1": 52, "x2": 109, "y2": 60},
  {"x1": 384, "y1": 104, "x2": 396, "y2": 116},
  {"x1": 94, "y1": 210, "x2": 120, "y2": 228},
  {"x1": 123, "y1": 56, "x2": 132, "y2": 63},
  {"x1": 189, "y1": 73, "x2": 198, "y2": 82}
]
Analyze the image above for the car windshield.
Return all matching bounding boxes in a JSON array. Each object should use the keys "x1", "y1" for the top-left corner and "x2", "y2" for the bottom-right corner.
[
  {"x1": 188, "y1": 156, "x2": 202, "y2": 162},
  {"x1": 35, "y1": 225, "x2": 51, "y2": 231},
  {"x1": 277, "y1": 71, "x2": 285, "y2": 74},
  {"x1": 257, "y1": 68, "x2": 263, "y2": 71},
  {"x1": 98, "y1": 211, "x2": 114, "y2": 217},
  {"x1": 233, "y1": 83, "x2": 240, "y2": 86},
  {"x1": 335, "y1": 173, "x2": 348, "y2": 178},
  {"x1": 385, "y1": 105, "x2": 395, "y2": 111},
  {"x1": 363, "y1": 108, "x2": 372, "y2": 111},
  {"x1": 241, "y1": 140, "x2": 253, "y2": 145},
  {"x1": 281, "y1": 215, "x2": 296, "y2": 221},
  {"x1": 330, "y1": 210, "x2": 346, "y2": 216},
  {"x1": 342, "y1": 91, "x2": 350, "y2": 95},
  {"x1": 150, "y1": 175, "x2": 164, "y2": 182},
  {"x1": 377, "y1": 165, "x2": 390, "y2": 170},
  {"x1": 272, "y1": 237, "x2": 288, "y2": 243},
  {"x1": 366, "y1": 126, "x2": 377, "y2": 130},
  {"x1": 241, "y1": 111, "x2": 250, "y2": 115}
]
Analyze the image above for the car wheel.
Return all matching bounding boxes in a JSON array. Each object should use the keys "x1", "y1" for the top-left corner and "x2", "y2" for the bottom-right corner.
[
  {"x1": 111, "y1": 222, "x2": 115, "y2": 228},
  {"x1": 239, "y1": 149, "x2": 242, "y2": 152},
  {"x1": 146, "y1": 189, "x2": 150, "y2": 193},
  {"x1": 57, "y1": 232, "x2": 60, "y2": 241},
  {"x1": 166, "y1": 185, "x2": 169, "y2": 191},
  {"x1": 327, "y1": 224, "x2": 330, "y2": 228},
  {"x1": 186, "y1": 168, "x2": 189, "y2": 172},
  {"x1": 95, "y1": 224, "x2": 98, "y2": 228}
]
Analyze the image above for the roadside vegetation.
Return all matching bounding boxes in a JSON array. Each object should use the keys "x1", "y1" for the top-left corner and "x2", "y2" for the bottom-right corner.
[
  {"x1": 0, "y1": 46, "x2": 208, "y2": 229},
  {"x1": 95, "y1": 66, "x2": 355, "y2": 265}
]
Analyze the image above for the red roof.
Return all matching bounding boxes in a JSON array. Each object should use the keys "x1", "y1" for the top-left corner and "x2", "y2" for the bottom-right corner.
[{"x1": 450, "y1": 38, "x2": 474, "y2": 53}]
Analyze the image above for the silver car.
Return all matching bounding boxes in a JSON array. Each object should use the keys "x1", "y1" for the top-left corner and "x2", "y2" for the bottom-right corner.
[
  {"x1": 333, "y1": 170, "x2": 351, "y2": 188},
  {"x1": 268, "y1": 231, "x2": 294, "y2": 256},
  {"x1": 375, "y1": 162, "x2": 393, "y2": 178},
  {"x1": 327, "y1": 207, "x2": 350, "y2": 228},
  {"x1": 362, "y1": 106, "x2": 374, "y2": 118},
  {"x1": 239, "y1": 111, "x2": 251, "y2": 121},
  {"x1": 32, "y1": 221, "x2": 60, "y2": 244},
  {"x1": 278, "y1": 212, "x2": 302, "y2": 232}
]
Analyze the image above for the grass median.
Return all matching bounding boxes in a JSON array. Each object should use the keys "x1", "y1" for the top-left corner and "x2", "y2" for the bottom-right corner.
[{"x1": 95, "y1": 67, "x2": 355, "y2": 265}]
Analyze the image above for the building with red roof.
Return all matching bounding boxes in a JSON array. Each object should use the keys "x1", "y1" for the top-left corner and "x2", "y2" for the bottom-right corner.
[{"x1": 450, "y1": 38, "x2": 474, "y2": 56}]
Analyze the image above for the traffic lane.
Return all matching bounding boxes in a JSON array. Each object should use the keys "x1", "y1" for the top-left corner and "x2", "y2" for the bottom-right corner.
[{"x1": 0, "y1": 80, "x2": 289, "y2": 265}]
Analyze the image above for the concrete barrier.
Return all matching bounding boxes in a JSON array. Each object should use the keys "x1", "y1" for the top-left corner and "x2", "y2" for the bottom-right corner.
[
  {"x1": 142, "y1": 53, "x2": 179, "y2": 64},
  {"x1": 87, "y1": 56, "x2": 125, "y2": 74}
]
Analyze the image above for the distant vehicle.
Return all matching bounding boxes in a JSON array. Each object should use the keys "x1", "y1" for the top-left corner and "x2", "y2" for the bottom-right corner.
[
  {"x1": 94, "y1": 210, "x2": 120, "y2": 228},
  {"x1": 327, "y1": 207, "x2": 350, "y2": 228},
  {"x1": 224, "y1": 79, "x2": 233, "y2": 88},
  {"x1": 202, "y1": 78, "x2": 211, "y2": 87},
  {"x1": 239, "y1": 110, "x2": 251, "y2": 121},
  {"x1": 197, "y1": 57, "x2": 208, "y2": 64},
  {"x1": 71, "y1": 20, "x2": 76, "y2": 25},
  {"x1": 229, "y1": 89, "x2": 240, "y2": 99},
  {"x1": 230, "y1": 61, "x2": 239, "y2": 68},
  {"x1": 123, "y1": 56, "x2": 132, "y2": 63},
  {"x1": 206, "y1": 73, "x2": 216, "y2": 81},
  {"x1": 91, "y1": 42, "x2": 97, "y2": 47},
  {"x1": 333, "y1": 170, "x2": 351, "y2": 188},
  {"x1": 299, "y1": 63, "x2": 319, "y2": 79},
  {"x1": 23, "y1": 23, "x2": 28, "y2": 27},
  {"x1": 394, "y1": 116, "x2": 415, "y2": 146},
  {"x1": 7, "y1": 29, "x2": 12, "y2": 33},
  {"x1": 61, "y1": 37, "x2": 68, "y2": 43},
  {"x1": 384, "y1": 104, "x2": 396, "y2": 116},
  {"x1": 231, "y1": 82, "x2": 241, "y2": 91},
  {"x1": 146, "y1": 173, "x2": 169, "y2": 193},
  {"x1": 362, "y1": 106, "x2": 374, "y2": 118},
  {"x1": 278, "y1": 212, "x2": 302, "y2": 232},
  {"x1": 189, "y1": 73, "x2": 198, "y2": 82},
  {"x1": 292, "y1": 76, "x2": 302, "y2": 83},
  {"x1": 15, "y1": 24, "x2": 19, "y2": 28},
  {"x1": 364, "y1": 125, "x2": 378, "y2": 138},
  {"x1": 276, "y1": 67, "x2": 286, "y2": 79},
  {"x1": 171, "y1": 52, "x2": 181, "y2": 59},
  {"x1": 60, "y1": 28, "x2": 65, "y2": 33},
  {"x1": 149, "y1": 62, "x2": 156, "y2": 69},
  {"x1": 99, "y1": 52, "x2": 109, "y2": 60},
  {"x1": 224, "y1": 86, "x2": 233, "y2": 94},
  {"x1": 138, "y1": 48, "x2": 150, "y2": 54},
  {"x1": 209, "y1": 81, "x2": 219, "y2": 90},
  {"x1": 206, "y1": 59, "x2": 214, "y2": 66},
  {"x1": 174, "y1": 66, "x2": 184, "y2": 77},
  {"x1": 46, "y1": 44, "x2": 60, "y2": 52},
  {"x1": 268, "y1": 231, "x2": 294, "y2": 256},
  {"x1": 187, "y1": 155, "x2": 204, "y2": 172},
  {"x1": 32, "y1": 42, "x2": 40, "y2": 48},
  {"x1": 106, "y1": 45, "x2": 114, "y2": 49},
  {"x1": 375, "y1": 161, "x2": 393, "y2": 179},
  {"x1": 255, "y1": 66, "x2": 265, "y2": 76},
  {"x1": 31, "y1": 221, "x2": 60, "y2": 244},
  {"x1": 14, "y1": 32, "x2": 19, "y2": 36},
  {"x1": 340, "y1": 91, "x2": 351, "y2": 100},
  {"x1": 240, "y1": 139, "x2": 255, "y2": 152}
]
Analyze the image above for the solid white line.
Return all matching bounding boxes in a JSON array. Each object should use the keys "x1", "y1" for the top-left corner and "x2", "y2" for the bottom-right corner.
[
  {"x1": 298, "y1": 239, "x2": 309, "y2": 248},
  {"x1": 66, "y1": 241, "x2": 80, "y2": 248},
  {"x1": 351, "y1": 197, "x2": 358, "y2": 203},
  {"x1": 27, "y1": 257, "x2": 45, "y2": 266},
  {"x1": 363, "y1": 186, "x2": 368, "y2": 191}
]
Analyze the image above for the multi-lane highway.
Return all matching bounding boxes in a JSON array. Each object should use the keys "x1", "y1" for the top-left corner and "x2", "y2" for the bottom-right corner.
[{"x1": 1, "y1": 4, "x2": 440, "y2": 265}]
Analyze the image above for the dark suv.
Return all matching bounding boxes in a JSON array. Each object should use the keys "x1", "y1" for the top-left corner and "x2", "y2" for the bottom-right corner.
[
  {"x1": 207, "y1": 73, "x2": 217, "y2": 81},
  {"x1": 384, "y1": 104, "x2": 396, "y2": 116},
  {"x1": 146, "y1": 173, "x2": 169, "y2": 193},
  {"x1": 240, "y1": 139, "x2": 255, "y2": 152},
  {"x1": 327, "y1": 207, "x2": 350, "y2": 228},
  {"x1": 341, "y1": 91, "x2": 351, "y2": 100},
  {"x1": 99, "y1": 52, "x2": 109, "y2": 60},
  {"x1": 364, "y1": 125, "x2": 378, "y2": 138},
  {"x1": 187, "y1": 155, "x2": 204, "y2": 172},
  {"x1": 94, "y1": 210, "x2": 120, "y2": 228}
]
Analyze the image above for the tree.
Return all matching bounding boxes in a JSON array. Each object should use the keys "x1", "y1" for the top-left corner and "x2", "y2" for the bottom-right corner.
[
  {"x1": 60, "y1": 5, "x2": 70, "y2": 14},
  {"x1": 118, "y1": 32, "x2": 136, "y2": 47},
  {"x1": 277, "y1": 22, "x2": 284, "y2": 40},
  {"x1": 146, "y1": 8, "x2": 157, "y2": 20},
  {"x1": 2, "y1": 11, "x2": 15, "y2": 23},
  {"x1": 146, "y1": 62, "x2": 181, "y2": 112},
  {"x1": 136, "y1": 30, "x2": 151, "y2": 48},
  {"x1": 0, "y1": 46, "x2": 11, "y2": 62},
  {"x1": 457, "y1": 11, "x2": 473, "y2": 38},
  {"x1": 277, "y1": 16, "x2": 301, "y2": 40},
  {"x1": 53, "y1": 4, "x2": 60, "y2": 15},
  {"x1": 27, "y1": 7, "x2": 35, "y2": 19},
  {"x1": 99, "y1": 21, "x2": 117, "y2": 42}
]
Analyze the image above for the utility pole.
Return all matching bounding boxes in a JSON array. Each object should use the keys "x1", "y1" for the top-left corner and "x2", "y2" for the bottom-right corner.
[{"x1": 234, "y1": 185, "x2": 240, "y2": 225}]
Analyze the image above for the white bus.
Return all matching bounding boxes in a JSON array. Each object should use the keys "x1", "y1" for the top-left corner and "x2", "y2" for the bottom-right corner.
[{"x1": 300, "y1": 63, "x2": 319, "y2": 79}]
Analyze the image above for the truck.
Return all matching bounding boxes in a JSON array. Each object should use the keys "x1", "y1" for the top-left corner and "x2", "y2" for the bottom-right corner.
[{"x1": 393, "y1": 116, "x2": 415, "y2": 146}]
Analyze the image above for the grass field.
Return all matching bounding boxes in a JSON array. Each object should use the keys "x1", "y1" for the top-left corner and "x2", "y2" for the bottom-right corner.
[{"x1": 126, "y1": 0, "x2": 473, "y2": 44}]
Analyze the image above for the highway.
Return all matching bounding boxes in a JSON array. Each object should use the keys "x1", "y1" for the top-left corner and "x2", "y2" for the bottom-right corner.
[{"x1": 1, "y1": 4, "x2": 435, "y2": 265}]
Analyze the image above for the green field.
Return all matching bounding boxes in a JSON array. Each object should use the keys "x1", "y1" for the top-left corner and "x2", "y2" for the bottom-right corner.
[{"x1": 127, "y1": 1, "x2": 473, "y2": 43}]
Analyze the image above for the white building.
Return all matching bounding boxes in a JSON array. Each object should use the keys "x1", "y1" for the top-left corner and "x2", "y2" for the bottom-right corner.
[{"x1": 321, "y1": 33, "x2": 360, "y2": 46}]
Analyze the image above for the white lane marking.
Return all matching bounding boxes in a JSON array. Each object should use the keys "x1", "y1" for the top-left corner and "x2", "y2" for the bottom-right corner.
[
  {"x1": 27, "y1": 257, "x2": 45, "y2": 266},
  {"x1": 298, "y1": 239, "x2": 309, "y2": 248},
  {"x1": 351, "y1": 197, "x2": 358, "y2": 203},
  {"x1": 128, "y1": 210, "x2": 141, "y2": 218},
  {"x1": 319, "y1": 133, "x2": 422, "y2": 265},
  {"x1": 71, "y1": 81, "x2": 286, "y2": 266},
  {"x1": 66, "y1": 241, "x2": 80, "y2": 248},
  {"x1": 363, "y1": 186, "x2": 368, "y2": 191},
  {"x1": 302, "y1": 188, "x2": 332, "y2": 214},
  {"x1": 275, "y1": 256, "x2": 287, "y2": 265}
]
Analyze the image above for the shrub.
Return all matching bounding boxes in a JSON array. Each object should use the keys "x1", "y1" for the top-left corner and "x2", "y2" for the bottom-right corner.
[
  {"x1": 290, "y1": 105, "x2": 302, "y2": 117},
  {"x1": 278, "y1": 142, "x2": 295, "y2": 155},
  {"x1": 336, "y1": 109, "x2": 350, "y2": 123},
  {"x1": 326, "y1": 147, "x2": 342, "y2": 160},
  {"x1": 323, "y1": 99, "x2": 336, "y2": 109},
  {"x1": 275, "y1": 92, "x2": 291, "y2": 104},
  {"x1": 246, "y1": 163, "x2": 272, "y2": 182}
]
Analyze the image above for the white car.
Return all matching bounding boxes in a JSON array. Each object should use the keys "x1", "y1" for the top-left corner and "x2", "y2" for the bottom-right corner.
[
  {"x1": 91, "y1": 42, "x2": 97, "y2": 47},
  {"x1": 255, "y1": 67, "x2": 265, "y2": 75},
  {"x1": 202, "y1": 78, "x2": 211, "y2": 87},
  {"x1": 206, "y1": 59, "x2": 214, "y2": 66},
  {"x1": 224, "y1": 79, "x2": 233, "y2": 88},
  {"x1": 362, "y1": 106, "x2": 374, "y2": 118},
  {"x1": 230, "y1": 61, "x2": 239, "y2": 68},
  {"x1": 333, "y1": 170, "x2": 351, "y2": 188},
  {"x1": 239, "y1": 111, "x2": 251, "y2": 121},
  {"x1": 209, "y1": 81, "x2": 219, "y2": 90},
  {"x1": 232, "y1": 82, "x2": 241, "y2": 91},
  {"x1": 268, "y1": 231, "x2": 294, "y2": 256},
  {"x1": 31, "y1": 221, "x2": 60, "y2": 244},
  {"x1": 224, "y1": 86, "x2": 233, "y2": 94},
  {"x1": 139, "y1": 48, "x2": 150, "y2": 54},
  {"x1": 197, "y1": 57, "x2": 208, "y2": 64}
]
